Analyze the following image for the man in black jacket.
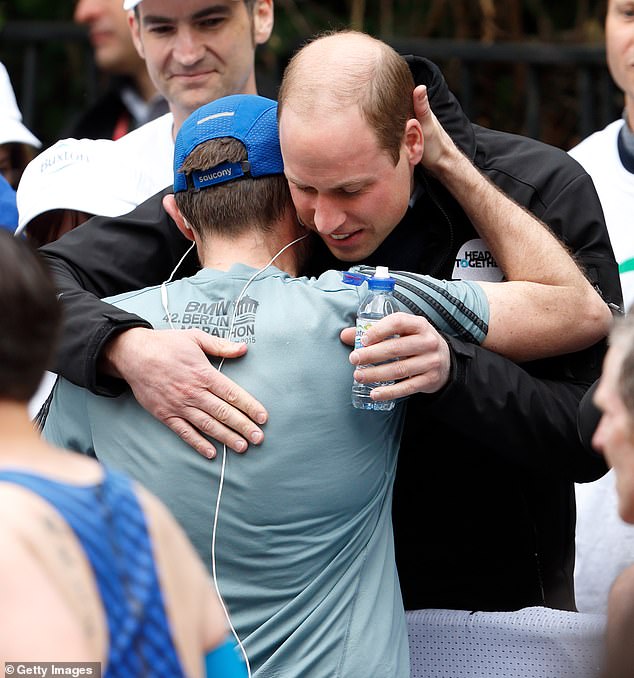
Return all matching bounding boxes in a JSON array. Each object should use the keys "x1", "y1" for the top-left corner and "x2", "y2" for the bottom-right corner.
[{"x1": 40, "y1": 30, "x2": 621, "y2": 612}]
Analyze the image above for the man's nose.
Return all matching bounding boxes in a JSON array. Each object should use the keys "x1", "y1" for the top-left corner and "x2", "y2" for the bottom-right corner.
[
  {"x1": 173, "y1": 28, "x2": 204, "y2": 66},
  {"x1": 74, "y1": 0, "x2": 98, "y2": 24},
  {"x1": 312, "y1": 196, "x2": 345, "y2": 235}
]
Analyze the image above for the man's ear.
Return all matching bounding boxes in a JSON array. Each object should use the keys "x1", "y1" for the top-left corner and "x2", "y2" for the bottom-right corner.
[
  {"x1": 252, "y1": 0, "x2": 274, "y2": 46},
  {"x1": 163, "y1": 194, "x2": 195, "y2": 242},
  {"x1": 404, "y1": 118, "x2": 424, "y2": 166}
]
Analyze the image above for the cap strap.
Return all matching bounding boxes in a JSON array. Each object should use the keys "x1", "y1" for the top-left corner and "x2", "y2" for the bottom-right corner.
[{"x1": 188, "y1": 160, "x2": 251, "y2": 190}]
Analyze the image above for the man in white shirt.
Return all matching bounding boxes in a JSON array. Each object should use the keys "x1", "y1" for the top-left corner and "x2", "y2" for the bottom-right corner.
[
  {"x1": 104, "y1": 0, "x2": 273, "y2": 198},
  {"x1": 569, "y1": 0, "x2": 634, "y2": 615}
]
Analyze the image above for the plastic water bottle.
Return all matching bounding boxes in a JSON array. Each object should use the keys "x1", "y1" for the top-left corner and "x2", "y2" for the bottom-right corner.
[{"x1": 351, "y1": 266, "x2": 397, "y2": 411}]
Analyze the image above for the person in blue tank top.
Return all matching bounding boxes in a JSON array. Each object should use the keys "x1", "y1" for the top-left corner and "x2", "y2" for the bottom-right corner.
[{"x1": 0, "y1": 230, "x2": 246, "y2": 677}]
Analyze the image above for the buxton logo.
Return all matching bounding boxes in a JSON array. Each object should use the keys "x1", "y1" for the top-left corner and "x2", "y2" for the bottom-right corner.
[
  {"x1": 453, "y1": 239, "x2": 503, "y2": 282},
  {"x1": 39, "y1": 149, "x2": 91, "y2": 174}
]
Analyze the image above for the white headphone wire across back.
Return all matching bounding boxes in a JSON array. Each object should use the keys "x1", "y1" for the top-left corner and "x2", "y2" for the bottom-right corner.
[{"x1": 159, "y1": 232, "x2": 310, "y2": 676}]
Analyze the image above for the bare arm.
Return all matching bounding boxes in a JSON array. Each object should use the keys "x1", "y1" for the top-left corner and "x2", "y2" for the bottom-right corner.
[
  {"x1": 348, "y1": 86, "x2": 612, "y2": 400},
  {"x1": 480, "y1": 280, "x2": 611, "y2": 362},
  {"x1": 416, "y1": 83, "x2": 612, "y2": 360}
]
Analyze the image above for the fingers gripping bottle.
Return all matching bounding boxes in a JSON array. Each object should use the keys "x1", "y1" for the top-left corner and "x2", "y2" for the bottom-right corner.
[{"x1": 351, "y1": 266, "x2": 397, "y2": 411}]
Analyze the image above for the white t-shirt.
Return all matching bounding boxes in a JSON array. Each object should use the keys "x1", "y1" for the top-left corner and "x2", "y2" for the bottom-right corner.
[
  {"x1": 569, "y1": 119, "x2": 634, "y2": 311},
  {"x1": 569, "y1": 120, "x2": 634, "y2": 613}
]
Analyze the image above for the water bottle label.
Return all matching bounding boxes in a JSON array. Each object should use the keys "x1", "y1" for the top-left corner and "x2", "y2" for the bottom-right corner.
[{"x1": 354, "y1": 317, "x2": 381, "y2": 349}]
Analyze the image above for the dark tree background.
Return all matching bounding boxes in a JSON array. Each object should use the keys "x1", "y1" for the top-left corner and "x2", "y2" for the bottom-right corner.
[{"x1": 0, "y1": 0, "x2": 617, "y2": 149}]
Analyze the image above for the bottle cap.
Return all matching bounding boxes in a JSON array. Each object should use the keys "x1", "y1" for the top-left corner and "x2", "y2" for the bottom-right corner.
[
  {"x1": 368, "y1": 266, "x2": 395, "y2": 291},
  {"x1": 374, "y1": 266, "x2": 390, "y2": 278}
]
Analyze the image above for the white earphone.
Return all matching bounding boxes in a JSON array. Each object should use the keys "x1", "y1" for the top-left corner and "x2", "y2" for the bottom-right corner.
[{"x1": 159, "y1": 233, "x2": 309, "y2": 676}]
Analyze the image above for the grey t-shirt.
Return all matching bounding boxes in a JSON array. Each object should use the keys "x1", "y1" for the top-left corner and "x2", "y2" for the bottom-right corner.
[{"x1": 43, "y1": 265, "x2": 488, "y2": 677}]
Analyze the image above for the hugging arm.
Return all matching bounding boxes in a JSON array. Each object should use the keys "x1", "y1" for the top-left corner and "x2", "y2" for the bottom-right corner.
[
  {"x1": 347, "y1": 85, "x2": 613, "y2": 400},
  {"x1": 414, "y1": 83, "x2": 612, "y2": 361},
  {"x1": 40, "y1": 190, "x2": 268, "y2": 459}
]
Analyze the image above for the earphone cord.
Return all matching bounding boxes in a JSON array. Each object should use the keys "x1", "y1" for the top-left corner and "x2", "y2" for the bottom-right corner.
[
  {"x1": 161, "y1": 233, "x2": 309, "y2": 676},
  {"x1": 161, "y1": 242, "x2": 196, "y2": 330}
]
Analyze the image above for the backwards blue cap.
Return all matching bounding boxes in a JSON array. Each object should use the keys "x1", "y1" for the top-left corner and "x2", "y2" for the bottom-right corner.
[{"x1": 173, "y1": 94, "x2": 283, "y2": 193}]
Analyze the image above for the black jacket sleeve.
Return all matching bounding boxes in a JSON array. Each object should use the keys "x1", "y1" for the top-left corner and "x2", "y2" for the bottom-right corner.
[
  {"x1": 421, "y1": 168, "x2": 619, "y2": 483},
  {"x1": 40, "y1": 188, "x2": 197, "y2": 396},
  {"x1": 406, "y1": 59, "x2": 620, "y2": 483},
  {"x1": 423, "y1": 336, "x2": 609, "y2": 483}
]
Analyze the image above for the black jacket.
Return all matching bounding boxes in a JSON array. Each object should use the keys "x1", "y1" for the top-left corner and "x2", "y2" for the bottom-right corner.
[
  {"x1": 41, "y1": 56, "x2": 621, "y2": 612},
  {"x1": 63, "y1": 77, "x2": 168, "y2": 141}
]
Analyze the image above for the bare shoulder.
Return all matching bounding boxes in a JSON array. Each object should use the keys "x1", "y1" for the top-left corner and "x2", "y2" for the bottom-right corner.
[
  {"x1": 0, "y1": 493, "x2": 32, "y2": 565},
  {"x1": 0, "y1": 482, "x2": 49, "y2": 531},
  {"x1": 0, "y1": 486, "x2": 106, "y2": 662}
]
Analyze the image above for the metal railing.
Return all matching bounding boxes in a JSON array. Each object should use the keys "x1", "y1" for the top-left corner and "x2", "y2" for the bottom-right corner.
[
  {"x1": 389, "y1": 38, "x2": 620, "y2": 144},
  {"x1": 0, "y1": 22, "x2": 621, "y2": 149},
  {"x1": 1, "y1": 21, "x2": 96, "y2": 135}
]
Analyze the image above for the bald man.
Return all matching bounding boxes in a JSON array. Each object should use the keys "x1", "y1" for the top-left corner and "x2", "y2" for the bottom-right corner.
[{"x1": 41, "y1": 30, "x2": 620, "y2": 613}]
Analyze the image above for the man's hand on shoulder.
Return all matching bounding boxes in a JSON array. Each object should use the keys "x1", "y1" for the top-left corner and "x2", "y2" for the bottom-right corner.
[{"x1": 101, "y1": 328, "x2": 268, "y2": 458}]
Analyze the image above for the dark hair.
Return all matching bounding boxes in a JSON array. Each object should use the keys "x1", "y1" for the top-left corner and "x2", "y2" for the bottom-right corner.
[
  {"x1": 135, "y1": 0, "x2": 256, "y2": 18},
  {"x1": 0, "y1": 231, "x2": 61, "y2": 401},
  {"x1": 174, "y1": 137, "x2": 292, "y2": 243},
  {"x1": 2, "y1": 142, "x2": 37, "y2": 189}
]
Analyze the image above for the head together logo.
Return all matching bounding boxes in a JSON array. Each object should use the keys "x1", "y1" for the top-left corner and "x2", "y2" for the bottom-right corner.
[{"x1": 453, "y1": 238, "x2": 503, "y2": 282}]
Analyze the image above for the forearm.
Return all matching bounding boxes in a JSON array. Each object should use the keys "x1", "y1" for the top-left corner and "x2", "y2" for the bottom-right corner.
[
  {"x1": 355, "y1": 267, "x2": 611, "y2": 361},
  {"x1": 480, "y1": 279, "x2": 613, "y2": 361}
]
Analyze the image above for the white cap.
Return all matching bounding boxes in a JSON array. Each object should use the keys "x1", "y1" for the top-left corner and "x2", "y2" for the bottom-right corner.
[
  {"x1": 0, "y1": 62, "x2": 41, "y2": 149},
  {"x1": 16, "y1": 137, "x2": 154, "y2": 236},
  {"x1": 374, "y1": 266, "x2": 390, "y2": 278},
  {"x1": 122, "y1": 0, "x2": 142, "y2": 9}
]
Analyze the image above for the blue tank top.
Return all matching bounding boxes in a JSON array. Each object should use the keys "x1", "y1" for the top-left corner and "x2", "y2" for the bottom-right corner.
[{"x1": 0, "y1": 467, "x2": 186, "y2": 677}]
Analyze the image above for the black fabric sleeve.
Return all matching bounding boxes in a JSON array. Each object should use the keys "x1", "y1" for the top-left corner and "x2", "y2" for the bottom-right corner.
[
  {"x1": 39, "y1": 188, "x2": 197, "y2": 396},
  {"x1": 577, "y1": 380, "x2": 603, "y2": 457},
  {"x1": 419, "y1": 336, "x2": 609, "y2": 483}
]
